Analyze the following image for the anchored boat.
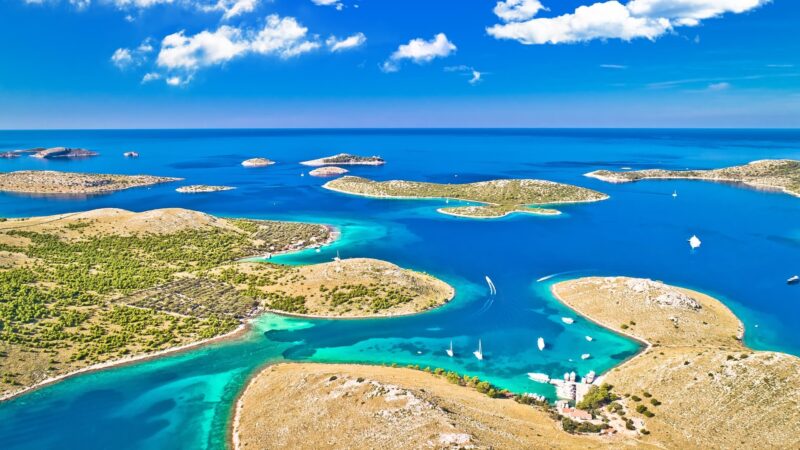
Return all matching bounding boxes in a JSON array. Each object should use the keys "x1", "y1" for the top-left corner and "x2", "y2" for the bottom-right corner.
[{"x1": 473, "y1": 339, "x2": 483, "y2": 361}]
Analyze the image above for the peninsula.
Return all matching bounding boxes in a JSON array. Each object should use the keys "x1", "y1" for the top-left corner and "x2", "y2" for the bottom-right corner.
[
  {"x1": 551, "y1": 277, "x2": 800, "y2": 449},
  {"x1": 1, "y1": 147, "x2": 98, "y2": 159},
  {"x1": 0, "y1": 208, "x2": 330, "y2": 397},
  {"x1": 214, "y1": 257, "x2": 454, "y2": 317},
  {"x1": 301, "y1": 153, "x2": 385, "y2": 166},
  {"x1": 0, "y1": 170, "x2": 181, "y2": 195},
  {"x1": 176, "y1": 185, "x2": 236, "y2": 193},
  {"x1": 323, "y1": 176, "x2": 609, "y2": 218},
  {"x1": 585, "y1": 159, "x2": 800, "y2": 198},
  {"x1": 0, "y1": 208, "x2": 454, "y2": 398},
  {"x1": 241, "y1": 158, "x2": 274, "y2": 167}
]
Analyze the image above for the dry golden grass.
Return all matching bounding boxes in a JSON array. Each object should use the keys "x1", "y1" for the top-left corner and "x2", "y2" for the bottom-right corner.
[
  {"x1": 553, "y1": 277, "x2": 800, "y2": 449},
  {"x1": 234, "y1": 363, "x2": 647, "y2": 450}
]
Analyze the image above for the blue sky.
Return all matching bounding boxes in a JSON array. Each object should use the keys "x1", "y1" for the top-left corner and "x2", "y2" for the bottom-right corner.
[{"x1": 0, "y1": 0, "x2": 797, "y2": 128}]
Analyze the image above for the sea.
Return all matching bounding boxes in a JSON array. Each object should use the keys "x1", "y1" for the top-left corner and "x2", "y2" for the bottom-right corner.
[{"x1": 0, "y1": 129, "x2": 798, "y2": 449}]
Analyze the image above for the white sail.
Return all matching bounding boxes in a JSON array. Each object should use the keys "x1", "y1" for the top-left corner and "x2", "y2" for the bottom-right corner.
[
  {"x1": 537, "y1": 337, "x2": 545, "y2": 351},
  {"x1": 473, "y1": 339, "x2": 483, "y2": 360},
  {"x1": 689, "y1": 235, "x2": 701, "y2": 249}
]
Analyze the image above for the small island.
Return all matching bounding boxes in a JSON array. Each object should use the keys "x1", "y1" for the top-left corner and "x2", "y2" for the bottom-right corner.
[
  {"x1": 301, "y1": 153, "x2": 385, "y2": 166},
  {"x1": 30, "y1": 147, "x2": 98, "y2": 159},
  {"x1": 0, "y1": 170, "x2": 181, "y2": 195},
  {"x1": 241, "y1": 158, "x2": 274, "y2": 168},
  {"x1": 551, "y1": 277, "x2": 800, "y2": 449},
  {"x1": 323, "y1": 176, "x2": 608, "y2": 218},
  {"x1": 176, "y1": 185, "x2": 236, "y2": 194},
  {"x1": 586, "y1": 159, "x2": 800, "y2": 198},
  {"x1": 309, "y1": 166, "x2": 349, "y2": 177}
]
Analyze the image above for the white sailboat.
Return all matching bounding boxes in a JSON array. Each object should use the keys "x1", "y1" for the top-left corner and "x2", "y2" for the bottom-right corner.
[
  {"x1": 446, "y1": 340, "x2": 454, "y2": 357},
  {"x1": 581, "y1": 353, "x2": 591, "y2": 360},
  {"x1": 561, "y1": 317, "x2": 575, "y2": 325},
  {"x1": 473, "y1": 339, "x2": 483, "y2": 360},
  {"x1": 689, "y1": 235, "x2": 701, "y2": 250},
  {"x1": 537, "y1": 337, "x2": 545, "y2": 351}
]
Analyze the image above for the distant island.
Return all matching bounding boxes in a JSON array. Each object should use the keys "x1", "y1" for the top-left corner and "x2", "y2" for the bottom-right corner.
[
  {"x1": 0, "y1": 170, "x2": 181, "y2": 195},
  {"x1": 301, "y1": 153, "x2": 385, "y2": 166},
  {"x1": 176, "y1": 185, "x2": 236, "y2": 193},
  {"x1": 241, "y1": 158, "x2": 274, "y2": 167},
  {"x1": 586, "y1": 159, "x2": 800, "y2": 198},
  {"x1": 323, "y1": 176, "x2": 608, "y2": 218},
  {"x1": 309, "y1": 166, "x2": 349, "y2": 177},
  {"x1": 1, "y1": 147, "x2": 98, "y2": 159},
  {"x1": 232, "y1": 277, "x2": 800, "y2": 449}
]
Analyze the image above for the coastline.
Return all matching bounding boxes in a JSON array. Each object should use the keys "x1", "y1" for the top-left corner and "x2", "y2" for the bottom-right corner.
[
  {"x1": 584, "y1": 172, "x2": 800, "y2": 198},
  {"x1": 0, "y1": 322, "x2": 249, "y2": 403},
  {"x1": 322, "y1": 181, "x2": 609, "y2": 217},
  {"x1": 0, "y1": 221, "x2": 341, "y2": 404}
]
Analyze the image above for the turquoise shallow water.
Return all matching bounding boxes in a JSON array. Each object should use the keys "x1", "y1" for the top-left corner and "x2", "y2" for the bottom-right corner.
[{"x1": 0, "y1": 129, "x2": 798, "y2": 449}]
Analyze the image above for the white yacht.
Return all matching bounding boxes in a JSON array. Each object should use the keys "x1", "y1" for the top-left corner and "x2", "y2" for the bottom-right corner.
[
  {"x1": 689, "y1": 235, "x2": 702, "y2": 249},
  {"x1": 527, "y1": 373, "x2": 550, "y2": 383},
  {"x1": 672, "y1": 190, "x2": 678, "y2": 198},
  {"x1": 473, "y1": 339, "x2": 483, "y2": 360},
  {"x1": 585, "y1": 336, "x2": 593, "y2": 342},
  {"x1": 788, "y1": 275, "x2": 799, "y2": 285},
  {"x1": 561, "y1": 317, "x2": 575, "y2": 325},
  {"x1": 446, "y1": 340, "x2": 454, "y2": 357},
  {"x1": 537, "y1": 337, "x2": 545, "y2": 351},
  {"x1": 581, "y1": 353, "x2": 591, "y2": 360}
]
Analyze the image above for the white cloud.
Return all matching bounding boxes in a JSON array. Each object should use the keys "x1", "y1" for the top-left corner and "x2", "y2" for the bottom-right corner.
[
  {"x1": 201, "y1": 0, "x2": 259, "y2": 20},
  {"x1": 469, "y1": 70, "x2": 482, "y2": 85},
  {"x1": 600, "y1": 64, "x2": 628, "y2": 69},
  {"x1": 311, "y1": 0, "x2": 343, "y2": 10},
  {"x1": 382, "y1": 33, "x2": 456, "y2": 72},
  {"x1": 326, "y1": 32, "x2": 366, "y2": 52},
  {"x1": 250, "y1": 15, "x2": 320, "y2": 58},
  {"x1": 157, "y1": 26, "x2": 248, "y2": 71},
  {"x1": 487, "y1": 0, "x2": 770, "y2": 45},
  {"x1": 494, "y1": 0, "x2": 546, "y2": 22},
  {"x1": 141, "y1": 72, "x2": 161, "y2": 83},
  {"x1": 153, "y1": 14, "x2": 319, "y2": 84},
  {"x1": 111, "y1": 39, "x2": 154, "y2": 69},
  {"x1": 444, "y1": 65, "x2": 484, "y2": 85},
  {"x1": 111, "y1": 48, "x2": 134, "y2": 68}
]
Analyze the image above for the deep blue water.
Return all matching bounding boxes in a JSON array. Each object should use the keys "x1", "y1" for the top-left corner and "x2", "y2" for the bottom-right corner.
[{"x1": 0, "y1": 129, "x2": 798, "y2": 449}]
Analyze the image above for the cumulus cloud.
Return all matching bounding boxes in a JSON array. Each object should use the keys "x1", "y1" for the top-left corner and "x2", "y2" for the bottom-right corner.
[
  {"x1": 493, "y1": 0, "x2": 546, "y2": 22},
  {"x1": 382, "y1": 33, "x2": 456, "y2": 72},
  {"x1": 141, "y1": 72, "x2": 161, "y2": 83},
  {"x1": 326, "y1": 32, "x2": 366, "y2": 52},
  {"x1": 707, "y1": 81, "x2": 731, "y2": 91},
  {"x1": 487, "y1": 0, "x2": 770, "y2": 45},
  {"x1": 152, "y1": 14, "x2": 319, "y2": 84}
]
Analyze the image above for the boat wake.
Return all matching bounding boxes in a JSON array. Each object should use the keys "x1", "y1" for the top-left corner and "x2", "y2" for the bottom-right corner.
[
  {"x1": 485, "y1": 275, "x2": 497, "y2": 295},
  {"x1": 536, "y1": 269, "x2": 592, "y2": 283}
]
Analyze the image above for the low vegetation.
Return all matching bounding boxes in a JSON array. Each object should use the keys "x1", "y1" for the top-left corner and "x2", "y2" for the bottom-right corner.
[
  {"x1": 324, "y1": 176, "x2": 608, "y2": 218},
  {"x1": 586, "y1": 159, "x2": 800, "y2": 197}
]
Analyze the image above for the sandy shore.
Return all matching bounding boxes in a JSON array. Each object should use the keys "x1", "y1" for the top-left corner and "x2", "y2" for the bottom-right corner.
[{"x1": 0, "y1": 323, "x2": 248, "y2": 403}]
